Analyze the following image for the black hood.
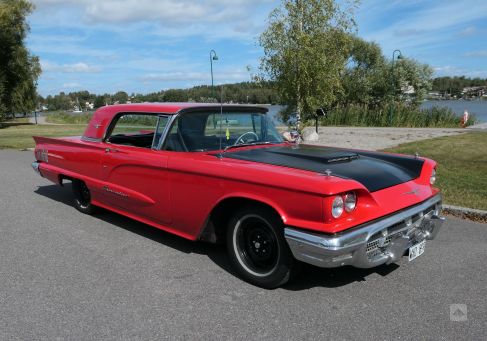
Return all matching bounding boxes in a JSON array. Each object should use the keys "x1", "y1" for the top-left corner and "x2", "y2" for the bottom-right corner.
[{"x1": 223, "y1": 145, "x2": 424, "y2": 192}]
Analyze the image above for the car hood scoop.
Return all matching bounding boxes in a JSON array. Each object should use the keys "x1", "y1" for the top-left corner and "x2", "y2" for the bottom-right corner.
[
  {"x1": 223, "y1": 145, "x2": 424, "y2": 192},
  {"x1": 268, "y1": 148, "x2": 360, "y2": 164}
]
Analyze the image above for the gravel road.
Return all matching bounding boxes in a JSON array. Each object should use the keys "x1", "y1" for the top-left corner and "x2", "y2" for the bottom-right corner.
[{"x1": 0, "y1": 150, "x2": 486, "y2": 340}]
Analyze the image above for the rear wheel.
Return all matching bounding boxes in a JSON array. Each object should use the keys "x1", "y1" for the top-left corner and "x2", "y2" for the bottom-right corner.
[
  {"x1": 72, "y1": 180, "x2": 96, "y2": 215},
  {"x1": 226, "y1": 206, "x2": 297, "y2": 288}
]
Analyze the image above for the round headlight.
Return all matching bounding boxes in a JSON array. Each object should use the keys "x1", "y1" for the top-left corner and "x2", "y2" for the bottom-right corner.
[
  {"x1": 430, "y1": 169, "x2": 436, "y2": 185},
  {"x1": 344, "y1": 192, "x2": 357, "y2": 212},
  {"x1": 331, "y1": 196, "x2": 344, "y2": 218}
]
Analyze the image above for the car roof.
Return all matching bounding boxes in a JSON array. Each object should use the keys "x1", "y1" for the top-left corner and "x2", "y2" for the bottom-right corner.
[
  {"x1": 83, "y1": 102, "x2": 269, "y2": 140},
  {"x1": 105, "y1": 102, "x2": 268, "y2": 114}
]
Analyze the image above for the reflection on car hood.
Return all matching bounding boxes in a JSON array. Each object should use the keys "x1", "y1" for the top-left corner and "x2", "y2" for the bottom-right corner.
[{"x1": 222, "y1": 145, "x2": 424, "y2": 192}]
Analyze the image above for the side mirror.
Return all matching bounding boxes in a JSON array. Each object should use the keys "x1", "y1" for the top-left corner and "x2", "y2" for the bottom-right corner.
[
  {"x1": 290, "y1": 130, "x2": 300, "y2": 140},
  {"x1": 282, "y1": 130, "x2": 301, "y2": 143}
]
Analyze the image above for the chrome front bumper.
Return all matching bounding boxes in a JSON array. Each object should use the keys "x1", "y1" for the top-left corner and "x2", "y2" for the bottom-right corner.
[{"x1": 285, "y1": 194, "x2": 445, "y2": 268}]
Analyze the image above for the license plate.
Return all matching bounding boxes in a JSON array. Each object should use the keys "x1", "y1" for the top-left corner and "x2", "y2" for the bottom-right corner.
[{"x1": 409, "y1": 240, "x2": 426, "y2": 262}]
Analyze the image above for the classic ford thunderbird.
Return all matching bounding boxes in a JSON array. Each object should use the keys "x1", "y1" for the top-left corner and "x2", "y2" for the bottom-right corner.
[{"x1": 32, "y1": 103, "x2": 444, "y2": 288}]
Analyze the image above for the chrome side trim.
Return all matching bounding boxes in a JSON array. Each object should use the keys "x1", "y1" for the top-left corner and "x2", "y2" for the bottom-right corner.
[
  {"x1": 81, "y1": 136, "x2": 103, "y2": 142},
  {"x1": 285, "y1": 194, "x2": 444, "y2": 268}
]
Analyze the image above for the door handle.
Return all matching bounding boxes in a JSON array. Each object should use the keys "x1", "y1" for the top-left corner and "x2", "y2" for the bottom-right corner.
[{"x1": 105, "y1": 148, "x2": 119, "y2": 153}]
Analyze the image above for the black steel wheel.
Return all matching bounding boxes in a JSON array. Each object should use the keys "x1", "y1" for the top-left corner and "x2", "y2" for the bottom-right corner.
[
  {"x1": 72, "y1": 180, "x2": 96, "y2": 215},
  {"x1": 227, "y1": 206, "x2": 297, "y2": 288}
]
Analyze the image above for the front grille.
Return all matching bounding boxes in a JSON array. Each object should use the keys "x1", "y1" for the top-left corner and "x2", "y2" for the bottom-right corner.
[{"x1": 365, "y1": 204, "x2": 437, "y2": 260}]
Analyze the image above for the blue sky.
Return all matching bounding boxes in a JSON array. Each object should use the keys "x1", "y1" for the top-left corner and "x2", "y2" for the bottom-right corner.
[{"x1": 28, "y1": 0, "x2": 487, "y2": 97}]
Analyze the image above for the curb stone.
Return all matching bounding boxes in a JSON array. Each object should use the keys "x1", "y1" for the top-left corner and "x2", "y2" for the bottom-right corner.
[{"x1": 443, "y1": 204, "x2": 487, "y2": 223}]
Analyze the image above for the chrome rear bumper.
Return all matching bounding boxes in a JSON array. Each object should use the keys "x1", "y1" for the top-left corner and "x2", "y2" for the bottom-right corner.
[
  {"x1": 285, "y1": 194, "x2": 445, "y2": 268},
  {"x1": 31, "y1": 161, "x2": 41, "y2": 175}
]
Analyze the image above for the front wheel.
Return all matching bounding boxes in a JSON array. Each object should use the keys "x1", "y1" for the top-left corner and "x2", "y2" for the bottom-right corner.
[
  {"x1": 72, "y1": 180, "x2": 96, "y2": 215},
  {"x1": 226, "y1": 206, "x2": 297, "y2": 288}
]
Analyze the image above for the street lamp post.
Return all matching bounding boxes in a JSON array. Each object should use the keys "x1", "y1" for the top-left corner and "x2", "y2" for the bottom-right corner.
[
  {"x1": 389, "y1": 49, "x2": 403, "y2": 125},
  {"x1": 210, "y1": 50, "x2": 218, "y2": 100},
  {"x1": 391, "y1": 49, "x2": 403, "y2": 98}
]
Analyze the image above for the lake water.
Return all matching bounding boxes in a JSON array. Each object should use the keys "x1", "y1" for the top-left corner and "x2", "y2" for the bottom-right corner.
[
  {"x1": 420, "y1": 100, "x2": 487, "y2": 123},
  {"x1": 267, "y1": 100, "x2": 487, "y2": 124}
]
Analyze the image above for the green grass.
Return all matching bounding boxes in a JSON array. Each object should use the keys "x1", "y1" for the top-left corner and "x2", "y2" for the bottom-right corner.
[
  {"x1": 0, "y1": 124, "x2": 86, "y2": 149},
  {"x1": 45, "y1": 111, "x2": 93, "y2": 124},
  {"x1": 385, "y1": 132, "x2": 487, "y2": 210}
]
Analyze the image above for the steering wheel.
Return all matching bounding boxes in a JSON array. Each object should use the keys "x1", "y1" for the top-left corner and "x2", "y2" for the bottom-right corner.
[{"x1": 235, "y1": 131, "x2": 259, "y2": 145}]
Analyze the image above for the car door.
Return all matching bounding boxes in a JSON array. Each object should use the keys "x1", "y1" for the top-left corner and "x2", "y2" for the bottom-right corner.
[{"x1": 100, "y1": 113, "x2": 172, "y2": 224}]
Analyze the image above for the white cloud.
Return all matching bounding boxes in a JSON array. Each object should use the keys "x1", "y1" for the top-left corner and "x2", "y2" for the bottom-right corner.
[
  {"x1": 62, "y1": 82, "x2": 82, "y2": 88},
  {"x1": 433, "y1": 65, "x2": 466, "y2": 76},
  {"x1": 140, "y1": 70, "x2": 248, "y2": 83},
  {"x1": 464, "y1": 50, "x2": 487, "y2": 58},
  {"x1": 362, "y1": 1, "x2": 487, "y2": 51},
  {"x1": 433, "y1": 65, "x2": 487, "y2": 78},
  {"x1": 458, "y1": 26, "x2": 476, "y2": 37},
  {"x1": 32, "y1": 0, "x2": 274, "y2": 37},
  {"x1": 394, "y1": 28, "x2": 427, "y2": 38},
  {"x1": 434, "y1": 65, "x2": 458, "y2": 72},
  {"x1": 41, "y1": 61, "x2": 102, "y2": 73}
]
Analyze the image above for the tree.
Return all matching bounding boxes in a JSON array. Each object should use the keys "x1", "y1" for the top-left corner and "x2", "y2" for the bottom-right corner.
[
  {"x1": 342, "y1": 36, "x2": 387, "y2": 106},
  {"x1": 392, "y1": 58, "x2": 433, "y2": 105},
  {"x1": 259, "y1": 0, "x2": 358, "y2": 124},
  {"x1": 163, "y1": 89, "x2": 187, "y2": 102},
  {"x1": 0, "y1": 0, "x2": 41, "y2": 120},
  {"x1": 93, "y1": 95, "x2": 106, "y2": 109},
  {"x1": 341, "y1": 36, "x2": 433, "y2": 107},
  {"x1": 113, "y1": 91, "x2": 128, "y2": 104}
]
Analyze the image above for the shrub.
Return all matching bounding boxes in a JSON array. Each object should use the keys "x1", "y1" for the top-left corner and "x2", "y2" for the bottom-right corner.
[{"x1": 308, "y1": 103, "x2": 475, "y2": 128}]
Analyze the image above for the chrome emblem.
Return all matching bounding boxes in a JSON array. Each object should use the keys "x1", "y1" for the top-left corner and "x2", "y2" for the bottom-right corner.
[
  {"x1": 402, "y1": 188, "x2": 420, "y2": 196},
  {"x1": 103, "y1": 186, "x2": 128, "y2": 198}
]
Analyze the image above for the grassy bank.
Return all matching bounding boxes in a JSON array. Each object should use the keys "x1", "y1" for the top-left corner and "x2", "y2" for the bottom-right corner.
[
  {"x1": 0, "y1": 124, "x2": 85, "y2": 149},
  {"x1": 45, "y1": 111, "x2": 93, "y2": 124},
  {"x1": 311, "y1": 104, "x2": 475, "y2": 128},
  {"x1": 385, "y1": 132, "x2": 487, "y2": 210}
]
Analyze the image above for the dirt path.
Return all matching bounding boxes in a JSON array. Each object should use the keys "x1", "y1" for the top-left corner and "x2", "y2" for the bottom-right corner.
[
  {"x1": 302, "y1": 126, "x2": 466, "y2": 150},
  {"x1": 28, "y1": 116, "x2": 51, "y2": 124},
  {"x1": 467, "y1": 122, "x2": 487, "y2": 129}
]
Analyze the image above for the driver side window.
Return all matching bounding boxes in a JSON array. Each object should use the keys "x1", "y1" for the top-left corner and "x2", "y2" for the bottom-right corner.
[{"x1": 107, "y1": 113, "x2": 168, "y2": 149}]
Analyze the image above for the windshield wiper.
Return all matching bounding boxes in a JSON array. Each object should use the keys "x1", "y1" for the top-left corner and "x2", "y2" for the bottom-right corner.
[
  {"x1": 223, "y1": 141, "x2": 275, "y2": 152},
  {"x1": 216, "y1": 141, "x2": 276, "y2": 158}
]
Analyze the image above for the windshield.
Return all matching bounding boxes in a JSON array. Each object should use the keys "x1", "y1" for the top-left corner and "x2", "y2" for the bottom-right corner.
[{"x1": 163, "y1": 111, "x2": 283, "y2": 152}]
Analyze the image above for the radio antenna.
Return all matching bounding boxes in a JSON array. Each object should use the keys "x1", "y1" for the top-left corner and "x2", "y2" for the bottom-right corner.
[{"x1": 218, "y1": 85, "x2": 224, "y2": 153}]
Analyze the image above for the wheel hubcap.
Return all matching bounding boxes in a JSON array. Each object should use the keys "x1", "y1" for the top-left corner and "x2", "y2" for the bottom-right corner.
[{"x1": 233, "y1": 215, "x2": 280, "y2": 277}]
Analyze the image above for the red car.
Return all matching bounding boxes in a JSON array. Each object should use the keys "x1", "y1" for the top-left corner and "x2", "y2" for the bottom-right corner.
[{"x1": 32, "y1": 103, "x2": 444, "y2": 288}]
